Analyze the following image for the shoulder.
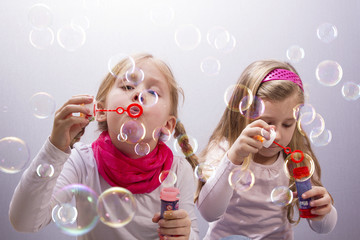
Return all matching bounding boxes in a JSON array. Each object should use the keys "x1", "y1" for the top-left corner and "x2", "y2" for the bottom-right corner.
[
  {"x1": 70, "y1": 142, "x2": 96, "y2": 169},
  {"x1": 201, "y1": 138, "x2": 229, "y2": 167},
  {"x1": 171, "y1": 155, "x2": 194, "y2": 176}
]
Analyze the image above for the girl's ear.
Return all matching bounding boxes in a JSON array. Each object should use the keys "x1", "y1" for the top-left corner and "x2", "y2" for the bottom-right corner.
[
  {"x1": 164, "y1": 116, "x2": 177, "y2": 134},
  {"x1": 95, "y1": 101, "x2": 107, "y2": 122}
]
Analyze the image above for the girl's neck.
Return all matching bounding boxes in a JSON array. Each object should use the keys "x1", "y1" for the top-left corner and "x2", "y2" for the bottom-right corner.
[{"x1": 253, "y1": 152, "x2": 279, "y2": 165}]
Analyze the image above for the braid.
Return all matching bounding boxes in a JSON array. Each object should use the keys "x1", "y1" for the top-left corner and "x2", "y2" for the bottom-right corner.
[{"x1": 173, "y1": 120, "x2": 199, "y2": 170}]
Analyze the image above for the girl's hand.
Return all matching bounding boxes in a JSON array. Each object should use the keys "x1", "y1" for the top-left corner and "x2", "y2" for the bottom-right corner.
[
  {"x1": 302, "y1": 186, "x2": 332, "y2": 221},
  {"x1": 50, "y1": 95, "x2": 93, "y2": 152},
  {"x1": 227, "y1": 119, "x2": 271, "y2": 165},
  {"x1": 152, "y1": 209, "x2": 191, "y2": 240}
]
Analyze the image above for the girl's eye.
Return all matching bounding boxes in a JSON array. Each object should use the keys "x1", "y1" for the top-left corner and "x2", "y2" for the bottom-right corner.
[
  {"x1": 148, "y1": 90, "x2": 158, "y2": 96},
  {"x1": 120, "y1": 85, "x2": 134, "y2": 90},
  {"x1": 283, "y1": 123, "x2": 293, "y2": 128}
]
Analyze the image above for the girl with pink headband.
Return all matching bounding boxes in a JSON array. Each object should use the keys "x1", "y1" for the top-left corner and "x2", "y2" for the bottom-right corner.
[{"x1": 195, "y1": 60, "x2": 337, "y2": 239}]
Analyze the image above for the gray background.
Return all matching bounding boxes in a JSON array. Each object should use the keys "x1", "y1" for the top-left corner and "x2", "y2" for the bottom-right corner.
[{"x1": 1, "y1": 0, "x2": 359, "y2": 239}]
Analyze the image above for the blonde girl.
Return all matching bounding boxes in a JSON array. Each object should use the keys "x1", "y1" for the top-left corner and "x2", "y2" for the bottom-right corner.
[
  {"x1": 10, "y1": 53, "x2": 199, "y2": 240},
  {"x1": 196, "y1": 60, "x2": 337, "y2": 240}
]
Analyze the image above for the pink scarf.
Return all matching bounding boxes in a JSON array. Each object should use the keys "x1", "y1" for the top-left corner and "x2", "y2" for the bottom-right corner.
[{"x1": 92, "y1": 131, "x2": 173, "y2": 194}]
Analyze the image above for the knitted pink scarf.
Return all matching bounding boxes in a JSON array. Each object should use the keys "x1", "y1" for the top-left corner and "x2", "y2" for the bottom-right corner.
[{"x1": 92, "y1": 131, "x2": 173, "y2": 194}]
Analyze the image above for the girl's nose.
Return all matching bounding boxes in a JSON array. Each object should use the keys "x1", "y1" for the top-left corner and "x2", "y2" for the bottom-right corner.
[{"x1": 132, "y1": 91, "x2": 141, "y2": 103}]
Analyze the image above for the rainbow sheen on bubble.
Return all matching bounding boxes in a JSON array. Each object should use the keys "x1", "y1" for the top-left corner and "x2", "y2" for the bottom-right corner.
[
  {"x1": 310, "y1": 128, "x2": 332, "y2": 147},
  {"x1": 228, "y1": 167, "x2": 255, "y2": 193},
  {"x1": 0, "y1": 137, "x2": 30, "y2": 174},
  {"x1": 159, "y1": 170, "x2": 177, "y2": 188},
  {"x1": 298, "y1": 112, "x2": 325, "y2": 138},
  {"x1": 284, "y1": 152, "x2": 315, "y2": 181},
  {"x1": 286, "y1": 45, "x2": 305, "y2": 63},
  {"x1": 119, "y1": 120, "x2": 146, "y2": 144},
  {"x1": 57, "y1": 24, "x2": 86, "y2": 52},
  {"x1": 71, "y1": 16, "x2": 90, "y2": 31},
  {"x1": 293, "y1": 103, "x2": 316, "y2": 124},
  {"x1": 152, "y1": 127, "x2": 171, "y2": 143},
  {"x1": 28, "y1": 3, "x2": 53, "y2": 30},
  {"x1": 97, "y1": 187, "x2": 136, "y2": 228},
  {"x1": 139, "y1": 89, "x2": 159, "y2": 107},
  {"x1": 29, "y1": 92, "x2": 56, "y2": 119},
  {"x1": 316, "y1": 60, "x2": 343, "y2": 86},
  {"x1": 52, "y1": 184, "x2": 98, "y2": 236},
  {"x1": 271, "y1": 186, "x2": 293, "y2": 206},
  {"x1": 194, "y1": 163, "x2": 215, "y2": 182},
  {"x1": 239, "y1": 95, "x2": 265, "y2": 119},
  {"x1": 29, "y1": 27, "x2": 55, "y2": 50},
  {"x1": 341, "y1": 82, "x2": 360, "y2": 101},
  {"x1": 317, "y1": 23, "x2": 338, "y2": 43},
  {"x1": 174, "y1": 24, "x2": 201, "y2": 51},
  {"x1": 36, "y1": 163, "x2": 54, "y2": 178},
  {"x1": 224, "y1": 84, "x2": 253, "y2": 112},
  {"x1": 174, "y1": 134, "x2": 198, "y2": 157},
  {"x1": 200, "y1": 57, "x2": 221, "y2": 76},
  {"x1": 134, "y1": 142, "x2": 150, "y2": 156}
]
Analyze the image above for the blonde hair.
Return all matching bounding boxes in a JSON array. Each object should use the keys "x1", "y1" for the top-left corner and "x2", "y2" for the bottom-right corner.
[
  {"x1": 71, "y1": 53, "x2": 198, "y2": 170},
  {"x1": 195, "y1": 59, "x2": 332, "y2": 223}
]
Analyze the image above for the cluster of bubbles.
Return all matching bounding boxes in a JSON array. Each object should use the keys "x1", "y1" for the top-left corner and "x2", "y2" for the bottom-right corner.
[
  {"x1": 28, "y1": 3, "x2": 88, "y2": 51},
  {"x1": 50, "y1": 183, "x2": 137, "y2": 236}
]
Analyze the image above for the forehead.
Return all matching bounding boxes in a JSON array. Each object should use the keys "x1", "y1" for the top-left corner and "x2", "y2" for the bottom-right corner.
[
  {"x1": 261, "y1": 94, "x2": 299, "y2": 120},
  {"x1": 136, "y1": 60, "x2": 167, "y2": 83}
]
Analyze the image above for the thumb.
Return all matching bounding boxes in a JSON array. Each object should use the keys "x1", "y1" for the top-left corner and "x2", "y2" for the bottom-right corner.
[{"x1": 152, "y1": 212, "x2": 161, "y2": 223}]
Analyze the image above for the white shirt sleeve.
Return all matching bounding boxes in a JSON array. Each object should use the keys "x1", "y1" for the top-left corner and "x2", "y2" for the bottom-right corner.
[
  {"x1": 307, "y1": 205, "x2": 338, "y2": 234},
  {"x1": 9, "y1": 138, "x2": 74, "y2": 232},
  {"x1": 196, "y1": 144, "x2": 238, "y2": 222}
]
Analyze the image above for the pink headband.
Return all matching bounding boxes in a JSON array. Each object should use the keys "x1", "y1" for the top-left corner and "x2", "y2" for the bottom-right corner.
[{"x1": 262, "y1": 69, "x2": 304, "y2": 91}]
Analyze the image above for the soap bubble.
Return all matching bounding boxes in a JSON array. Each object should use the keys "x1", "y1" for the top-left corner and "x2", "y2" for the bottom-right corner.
[
  {"x1": 284, "y1": 152, "x2": 315, "y2": 181},
  {"x1": 134, "y1": 142, "x2": 150, "y2": 156},
  {"x1": 36, "y1": 163, "x2": 54, "y2": 178},
  {"x1": 139, "y1": 89, "x2": 159, "y2": 107},
  {"x1": 118, "y1": 120, "x2": 146, "y2": 144},
  {"x1": 71, "y1": 16, "x2": 90, "y2": 31},
  {"x1": 57, "y1": 24, "x2": 86, "y2": 52},
  {"x1": 0, "y1": 137, "x2": 30, "y2": 174},
  {"x1": 159, "y1": 170, "x2": 177, "y2": 188},
  {"x1": 97, "y1": 187, "x2": 137, "y2": 228},
  {"x1": 228, "y1": 167, "x2": 255, "y2": 193},
  {"x1": 174, "y1": 24, "x2": 201, "y2": 51},
  {"x1": 52, "y1": 184, "x2": 98, "y2": 236},
  {"x1": 28, "y1": 3, "x2": 53, "y2": 30},
  {"x1": 224, "y1": 84, "x2": 253, "y2": 112},
  {"x1": 286, "y1": 45, "x2": 305, "y2": 63},
  {"x1": 207, "y1": 26, "x2": 230, "y2": 49},
  {"x1": 271, "y1": 186, "x2": 293, "y2": 206},
  {"x1": 341, "y1": 82, "x2": 360, "y2": 101},
  {"x1": 152, "y1": 127, "x2": 171, "y2": 143},
  {"x1": 125, "y1": 67, "x2": 144, "y2": 86},
  {"x1": 29, "y1": 92, "x2": 56, "y2": 119},
  {"x1": 194, "y1": 163, "x2": 215, "y2": 182},
  {"x1": 310, "y1": 128, "x2": 332, "y2": 147},
  {"x1": 298, "y1": 112, "x2": 325, "y2": 138},
  {"x1": 239, "y1": 96, "x2": 265, "y2": 119},
  {"x1": 200, "y1": 57, "x2": 221, "y2": 76},
  {"x1": 173, "y1": 134, "x2": 198, "y2": 157},
  {"x1": 29, "y1": 28, "x2": 55, "y2": 50},
  {"x1": 317, "y1": 23, "x2": 338, "y2": 43},
  {"x1": 108, "y1": 53, "x2": 135, "y2": 79},
  {"x1": 316, "y1": 60, "x2": 343, "y2": 87}
]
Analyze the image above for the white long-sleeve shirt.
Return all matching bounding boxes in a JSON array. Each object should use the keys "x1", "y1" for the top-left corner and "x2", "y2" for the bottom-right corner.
[
  {"x1": 9, "y1": 138, "x2": 199, "y2": 240},
  {"x1": 197, "y1": 140, "x2": 337, "y2": 240}
]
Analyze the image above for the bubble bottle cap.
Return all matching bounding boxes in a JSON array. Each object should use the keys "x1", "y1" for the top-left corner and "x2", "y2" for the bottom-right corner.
[
  {"x1": 80, "y1": 100, "x2": 95, "y2": 121},
  {"x1": 160, "y1": 187, "x2": 179, "y2": 202},
  {"x1": 263, "y1": 129, "x2": 276, "y2": 148}
]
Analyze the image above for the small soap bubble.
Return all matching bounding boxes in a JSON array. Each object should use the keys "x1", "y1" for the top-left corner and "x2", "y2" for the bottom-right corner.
[
  {"x1": 284, "y1": 153, "x2": 315, "y2": 181},
  {"x1": 159, "y1": 170, "x2": 177, "y2": 188},
  {"x1": 316, "y1": 60, "x2": 343, "y2": 87},
  {"x1": 310, "y1": 128, "x2": 332, "y2": 147},
  {"x1": 341, "y1": 82, "x2": 360, "y2": 101},
  {"x1": 200, "y1": 57, "x2": 221, "y2": 76},
  {"x1": 36, "y1": 163, "x2": 54, "y2": 178},
  {"x1": 152, "y1": 127, "x2": 171, "y2": 143},
  {"x1": 28, "y1": 3, "x2": 53, "y2": 30},
  {"x1": 174, "y1": 134, "x2": 198, "y2": 157},
  {"x1": 57, "y1": 24, "x2": 86, "y2": 52},
  {"x1": 52, "y1": 184, "x2": 98, "y2": 236},
  {"x1": 139, "y1": 89, "x2": 159, "y2": 107},
  {"x1": 174, "y1": 24, "x2": 201, "y2": 51},
  {"x1": 29, "y1": 92, "x2": 56, "y2": 119},
  {"x1": 293, "y1": 103, "x2": 316, "y2": 124},
  {"x1": 298, "y1": 112, "x2": 325, "y2": 138},
  {"x1": 29, "y1": 27, "x2": 55, "y2": 50},
  {"x1": 125, "y1": 67, "x2": 144, "y2": 86},
  {"x1": 216, "y1": 34, "x2": 236, "y2": 53},
  {"x1": 317, "y1": 23, "x2": 338, "y2": 43},
  {"x1": 229, "y1": 167, "x2": 255, "y2": 193},
  {"x1": 271, "y1": 186, "x2": 293, "y2": 206},
  {"x1": 286, "y1": 45, "x2": 305, "y2": 63},
  {"x1": 194, "y1": 163, "x2": 215, "y2": 182},
  {"x1": 119, "y1": 120, "x2": 146, "y2": 144},
  {"x1": 108, "y1": 53, "x2": 135, "y2": 79},
  {"x1": 150, "y1": 6, "x2": 175, "y2": 26},
  {"x1": 224, "y1": 84, "x2": 253, "y2": 112},
  {"x1": 97, "y1": 187, "x2": 137, "y2": 228},
  {"x1": 134, "y1": 142, "x2": 150, "y2": 156},
  {"x1": 206, "y1": 26, "x2": 230, "y2": 49},
  {"x1": 239, "y1": 96, "x2": 265, "y2": 119},
  {"x1": 0, "y1": 137, "x2": 30, "y2": 174}
]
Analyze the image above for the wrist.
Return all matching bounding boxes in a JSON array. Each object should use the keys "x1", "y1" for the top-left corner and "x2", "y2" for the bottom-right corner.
[{"x1": 227, "y1": 149, "x2": 244, "y2": 165}]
